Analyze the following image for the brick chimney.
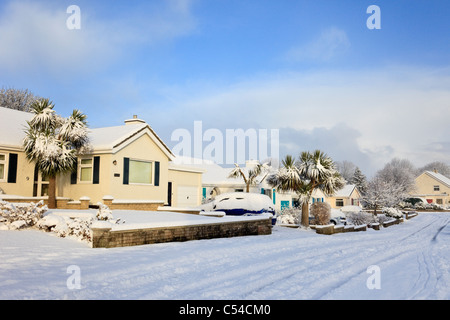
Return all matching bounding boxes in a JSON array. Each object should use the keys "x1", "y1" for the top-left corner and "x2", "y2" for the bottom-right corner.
[{"x1": 124, "y1": 115, "x2": 146, "y2": 125}]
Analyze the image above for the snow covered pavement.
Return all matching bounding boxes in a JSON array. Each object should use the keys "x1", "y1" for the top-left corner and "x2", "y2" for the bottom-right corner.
[{"x1": 0, "y1": 212, "x2": 449, "y2": 300}]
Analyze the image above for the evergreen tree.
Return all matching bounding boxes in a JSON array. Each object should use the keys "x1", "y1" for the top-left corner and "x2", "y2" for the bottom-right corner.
[
  {"x1": 228, "y1": 161, "x2": 269, "y2": 192},
  {"x1": 351, "y1": 167, "x2": 368, "y2": 195},
  {"x1": 23, "y1": 99, "x2": 89, "y2": 208},
  {"x1": 268, "y1": 150, "x2": 345, "y2": 227}
]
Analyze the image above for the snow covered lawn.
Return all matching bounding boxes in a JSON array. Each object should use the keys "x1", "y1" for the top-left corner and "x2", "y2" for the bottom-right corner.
[{"x1": 0, "y1": 212, "x2": 449, "y2": 300}]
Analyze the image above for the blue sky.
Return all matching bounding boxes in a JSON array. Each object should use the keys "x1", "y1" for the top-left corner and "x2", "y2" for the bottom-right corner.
[{"x1": 1, "y1": 0, "x2": 449, "y2": 176}]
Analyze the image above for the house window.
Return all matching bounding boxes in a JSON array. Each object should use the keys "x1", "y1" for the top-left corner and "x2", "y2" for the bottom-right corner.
[
  {"x1": 434, "y1": 185, "x2": 440, "y2": 191},
  {"x1": 129, "y1": 159, "x2": 153, "y2": 184},
  {"x1": 80, "y1": 158, "x2": 93, "y2": 182},
  {"x1": 0, "y1": 154, "x2": 5, "y2": 181},
  {"x1": 234, "y1": 189, "x2": 244, "y2": 192},
  {"x1": 436, "y1": 199, "x2": 443, "y2": 205},
  {"x1": 336, "y1": 199, "x2": 344, "y2": 207}
]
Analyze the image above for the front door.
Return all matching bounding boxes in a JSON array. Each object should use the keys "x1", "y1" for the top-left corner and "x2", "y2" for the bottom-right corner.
[{"x1": 167, "y1": 182, "x2": 172, "y2": 206}]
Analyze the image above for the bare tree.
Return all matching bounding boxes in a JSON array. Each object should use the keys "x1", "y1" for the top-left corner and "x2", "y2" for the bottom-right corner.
[
  {"x1": 0, "y1": 87, "x2": 41, "y2": 112},
  {"x1": 335, "y1": 160, "x2": 357, "y2": 182},
  {"x1": 361, "y1": 176, "x2": 405, "y2": 215},
  {"x1": 417, "y1": 161, "x2": 450, "y2": 178},
  {"x1": 376, "y1": 158, "x2": 416, "y2": 195}
]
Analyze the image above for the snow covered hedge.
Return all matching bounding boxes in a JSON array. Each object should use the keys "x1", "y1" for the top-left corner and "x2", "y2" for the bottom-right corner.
[
  {"x1": 38, "y1": 202, "x2": 123, "y2": 242},
  {"x1": 1, "y1": 200, "x2": 123, "y2": 243},
  {"x1": 382, "y1": 207, "x2": 403, "y2": 218},
  {"x1": 0, "y1": 200, "x2": 48, "y2": 230},
  {"x1": 345, "y1": 211, "x2": 392, "y2": 226},
  {"x1": 277, "y1": 207, "x2": 300, "y2": 225}
]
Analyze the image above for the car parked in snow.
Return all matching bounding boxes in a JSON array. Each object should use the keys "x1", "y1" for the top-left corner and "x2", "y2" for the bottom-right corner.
[
  {"x1": 330, "y1": 209, "x2": 347, "y2": 225},
  {"x1": 199, "y1": 193, "x2": 277, "y2": 226}
]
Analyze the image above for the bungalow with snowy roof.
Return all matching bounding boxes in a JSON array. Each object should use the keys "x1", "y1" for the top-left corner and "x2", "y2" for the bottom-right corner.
[
  {"x1": 325, "y1": 184, "x2": 362, "y2": 209},
  {"x1": 411, "y1": 170, "x2": 450, "y2": 206},
  {"x1": 175, "y1": 157, "x2": 331, "y2": 212},
  {"x1": 0, "y1": 107, "x2": 204, "y2": 209}
]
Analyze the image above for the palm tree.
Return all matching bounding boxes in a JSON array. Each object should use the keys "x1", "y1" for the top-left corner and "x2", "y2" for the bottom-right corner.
[
  {"x1": 23, "y1": 99, "x2": 89, "y2": 209},
  {"x1": 228, "y1": 162, "x2": 269, "y2": 192},
  {"x1": 268, "y1": 150, "x2": 345, "y2": 227}
]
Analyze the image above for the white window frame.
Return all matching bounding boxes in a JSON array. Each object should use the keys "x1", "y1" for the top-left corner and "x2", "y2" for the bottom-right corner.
[
  {"x1": 129, "y1": 158, "x2": 154, "y2": 185},
  {"x1": 336, "y1": 199, "x2": 344, "y2": 207},
  {"x1": 433, "y1": 185, "x2": 440, "y2": 191},
  {"x1": 0, "y1": 153, "x2": 6, "y2": 182},
  {"x1": 79, "y1": 157, "x2": 94, "y2": 183}
]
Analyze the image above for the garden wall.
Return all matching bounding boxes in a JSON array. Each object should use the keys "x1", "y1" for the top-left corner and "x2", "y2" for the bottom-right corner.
[{"x1": 91, "y1": 218, "x2": 272, "y2": 248}]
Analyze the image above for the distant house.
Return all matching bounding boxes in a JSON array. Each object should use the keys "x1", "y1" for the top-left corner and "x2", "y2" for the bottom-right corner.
[
  {"x1": 180, "y1": 158, "x2": 351, "y2": 212},
  {"x1": 0, "y1": 107, "x2": 203, "y2": 208},
  {"x1": 326, "y1": 184, "x2": 362, "y2": 209},
  {"x1": 411, "y1": 171, "x2": 450, "y2": 206}
]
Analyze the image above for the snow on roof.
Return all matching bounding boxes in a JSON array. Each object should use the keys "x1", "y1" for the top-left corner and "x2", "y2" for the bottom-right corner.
[
  {"x1": 0, "y1": 107, "x2": 33, "y2": 148},
  {"x1": 332, "y1": 184, "x2": 356, "y2": 197},
  {"x1": 88, "y1": 123, "x2": 148, "y2": 150},
  {"x1": 171, "y1": 156, "x2": 271, "y2": 186},
  {"x1": 424, "y1": 171, "x2": 450, "y2": 188},
  {"x1": 0, "y1": 107, "x2": 173, "y2": 157}
]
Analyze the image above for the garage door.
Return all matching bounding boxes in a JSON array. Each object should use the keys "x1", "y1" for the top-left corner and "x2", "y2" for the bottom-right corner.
[{"x1": 177, "y1": 186, "x2": 199, "y2": 207}]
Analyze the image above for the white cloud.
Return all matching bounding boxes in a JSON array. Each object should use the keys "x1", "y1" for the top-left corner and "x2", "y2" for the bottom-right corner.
[
  {"x1": 286, "y1": 27, "x2": 351, "y2": 62},
  {"x1": 149, "y1": 65, "x2": 450, "y2": 174},
  {"x1": 0, "y1": 0, "x2": 197, "y2": 75}
]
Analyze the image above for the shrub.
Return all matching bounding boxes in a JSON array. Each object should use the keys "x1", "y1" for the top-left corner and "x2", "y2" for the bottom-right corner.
[
  {"x1": 382, "y1": 207, "x2": 403, "y2": 219},
  {"x1": 0, "y1": 200, "x2": 47, "y2": 229},
  {"x1": 277, "y1": 207, "x2": 300, "y2": 225},
  {"x1": 346, "y1": 211, "x2": 377, "y2": 226},
  {"x1": 310, "y1": 202, "x2": 331, "y2": 225}
]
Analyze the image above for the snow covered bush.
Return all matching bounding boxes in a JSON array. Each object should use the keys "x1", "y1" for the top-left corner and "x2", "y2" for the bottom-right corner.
[
  {"x1": 414, "y1": 202, "x2": 444, "y2": 211},
  {"x1": 310, "y1": 202, "x2": 331, "y2": 225},
  {"x1": 0, "y1": 200, "x2": 48, "y2": 230},
  {"x1": 345, "y1": 211, "x2": 377, "y2": 226},
  {"x1": 37, "y1": 203, "x2": 124, "y2": 242},
  {"x1": 277, "y1": 207, "x2": 300, "y2": 225},
  {"x1": 96, "y1": 202, "x2": 113, "y2": 221},
  {"x1": 382, "y1": 207, "x2": 403, "y2": 219}
]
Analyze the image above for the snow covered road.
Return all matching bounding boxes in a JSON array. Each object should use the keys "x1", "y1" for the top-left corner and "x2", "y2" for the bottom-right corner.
[{"x1": 1, "y1": 212, "x2": 449, "y2": 299}]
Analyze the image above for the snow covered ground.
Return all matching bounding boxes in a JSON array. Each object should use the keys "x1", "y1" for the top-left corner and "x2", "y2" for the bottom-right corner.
[{"x1": 0, "y1": 212, "x2": 449, "y2": 300}]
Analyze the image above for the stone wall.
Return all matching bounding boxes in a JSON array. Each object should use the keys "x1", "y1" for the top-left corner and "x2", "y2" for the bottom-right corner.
[{"x1": 92, "y1": 218, "x2": 272, "y2": 248}]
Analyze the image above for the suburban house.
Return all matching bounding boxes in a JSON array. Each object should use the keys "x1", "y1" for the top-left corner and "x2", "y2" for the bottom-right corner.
[
  {"x1": 411, "y1": 170, "x2": 450, "y2": 206},
  {"x1": 177, "y1": 157, "x2": 360, "y2": 212},
  {"x1": 0, "y1": 107, "x2": 204, "y2": 209},
  {"x1": 325, "y1": 184, "x2": 362, "y2": 209}
]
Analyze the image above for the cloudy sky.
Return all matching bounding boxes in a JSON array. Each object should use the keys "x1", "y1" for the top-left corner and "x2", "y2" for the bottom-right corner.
[{"x1": 1, "y1": 0, "x2": 449, "y2": 176}]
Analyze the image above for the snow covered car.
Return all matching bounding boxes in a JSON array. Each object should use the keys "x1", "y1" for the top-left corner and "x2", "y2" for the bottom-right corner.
[
  {"x1": 330, "y1": 209, "x2": 347, "y2": 225},
  {"x1": 199, "y1": 193, "x2": 277, "y2": 226}
]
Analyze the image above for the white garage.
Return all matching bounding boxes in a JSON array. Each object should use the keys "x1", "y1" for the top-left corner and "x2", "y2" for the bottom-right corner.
[{"x1": 176, "y1": 185, "x2": 200, "y2": 208}]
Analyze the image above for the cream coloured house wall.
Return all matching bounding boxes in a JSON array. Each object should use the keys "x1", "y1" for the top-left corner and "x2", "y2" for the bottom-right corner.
[
  {"x1": 0, "y1": 149, "x2": 35, "y2": 197},
  {"x1": 412, "y1": 172, "x2": 450, "y2": 205},
  {"x1": 325, "y1": 185, "x2": 362, "y2": 209}
]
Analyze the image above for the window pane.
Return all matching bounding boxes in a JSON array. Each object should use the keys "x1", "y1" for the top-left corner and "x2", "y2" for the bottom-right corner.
[
  {"x1": 80, "y1": 167, "x2": 92, "y2": 181},
  {"x1": 0, "y1": 154, "x2": 5, "y2": 161},
  {"x1": 0, "y1": 164, "x2": 4, "y2": 179},
  {"x1": 41, "y1": 184, "x2": 49, "y2": 196},
  {"x1": 129, "y1": 160, "x2": 152, "y2": 184},
  {"x1": 81, "y1": 159, "x2": 93, "y2": 165}
]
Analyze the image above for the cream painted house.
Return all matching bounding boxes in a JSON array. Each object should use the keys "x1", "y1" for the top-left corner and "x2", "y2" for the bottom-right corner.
[
  {"x1": 411, "y1": 171, "x2": 450, "y2": 206},
  {"x1": 325, "y1": 184, "x2": 362, "y2": 209},
  {"x1": 0, "y1": 107, "x2": 203, "y2": 208}
]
